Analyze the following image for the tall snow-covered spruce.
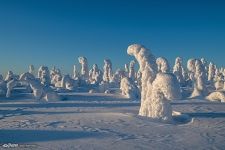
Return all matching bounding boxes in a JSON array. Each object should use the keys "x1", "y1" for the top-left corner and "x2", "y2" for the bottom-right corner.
[
  {"x1": 127, "y1": 44, "x2": 181, "y2": 122},
  {"x1": 78, "y1": 56, "x2": 89, "y2": 80}
]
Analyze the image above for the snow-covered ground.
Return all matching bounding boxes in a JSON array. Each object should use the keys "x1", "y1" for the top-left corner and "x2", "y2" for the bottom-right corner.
[{"x1": 0, "y1": 92, "x2": 224, "y2": 150}]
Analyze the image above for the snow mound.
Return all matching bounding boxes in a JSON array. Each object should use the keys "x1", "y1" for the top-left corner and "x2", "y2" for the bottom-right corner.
[{"x1": 206, "y1": 91, "x2": 225, "y2": 102}]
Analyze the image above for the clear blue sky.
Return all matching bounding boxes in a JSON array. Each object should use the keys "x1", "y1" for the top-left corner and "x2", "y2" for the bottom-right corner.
[{"x1": 0, "y1": 0, "x2": 225, "y2": 76}]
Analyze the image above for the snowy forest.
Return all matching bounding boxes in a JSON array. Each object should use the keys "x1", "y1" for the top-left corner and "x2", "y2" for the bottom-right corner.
[{"x1": 0, "y1": 44, "x2": 225, "y2": 149}]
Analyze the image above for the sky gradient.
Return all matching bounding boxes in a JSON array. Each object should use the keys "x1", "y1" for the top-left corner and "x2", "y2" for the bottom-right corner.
[{"x1": 0, "y1": 0, "x2": 225, "y2": 76}]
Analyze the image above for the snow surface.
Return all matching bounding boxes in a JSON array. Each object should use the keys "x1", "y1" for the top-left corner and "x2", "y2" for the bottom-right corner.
[{"x1": 0, "y1": 92, "x2": 225, "y2": 150}]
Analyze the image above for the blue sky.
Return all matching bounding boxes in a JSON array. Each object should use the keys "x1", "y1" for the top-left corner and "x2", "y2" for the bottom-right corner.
[{"x1": 0, "y1": 0, "x2": 225, "y2": 76}]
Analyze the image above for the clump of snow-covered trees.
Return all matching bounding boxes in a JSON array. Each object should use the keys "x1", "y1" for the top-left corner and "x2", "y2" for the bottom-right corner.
[
  {"x1": 0, "y1": 43, "x2": 224, "y2": 120},
  {"x1": 127, "y1": 44, "x2": 181, "y2": 122}
]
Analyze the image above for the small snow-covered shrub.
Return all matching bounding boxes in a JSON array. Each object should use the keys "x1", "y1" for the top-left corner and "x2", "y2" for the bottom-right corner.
[
  {"x1": 206, "y1": 91, "x2": 225, "y2": 102},
  {"x1": 120, "y1": 77, "x2": 140, "y2": 99}
]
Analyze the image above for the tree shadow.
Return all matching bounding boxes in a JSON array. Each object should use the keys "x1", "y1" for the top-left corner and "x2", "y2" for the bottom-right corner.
[
  {"x1": 184, "y1": 112, "x2": 225, "y2": 118},
  {"x1": 0, "y1": 129, "x2": 102, "y2": 143},
  {"x1": 0, "y1": 102, "x2": 140, "y2": 109},
  {"x1": 0, "y1": 108, "x2": 88, "y2": 120},
  {"x1": 60, "y1": 93, "x2": 129, "y2": 102}
]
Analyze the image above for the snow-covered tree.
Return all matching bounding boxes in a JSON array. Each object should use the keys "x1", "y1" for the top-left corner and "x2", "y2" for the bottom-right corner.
[
  {"x1": 124, "y1": 64, "x2": 129, "y2": 76},
  {"x1": 214, "y1": 73, "x2": 224, "y2": 90},
  {"x1": 201, "y1": 58, "x2": 208, "y2": 80},
  {"x1": 136, "y1": 70, "x2": 142, "y2": 89},
  {"x1": 127, "y1": 44, "x2": 181, "y2": 122},
  {"x1": 5, "y1": 71, "x2": 16, "y2": 82},
  {"x1": 61, "y1": 74, "x2": 77, "y2": 90},
  {"x1": 78, "y1": 57, "x2": 89, "y2": 80},
  {"x1": 103, "y1": 59, "x2": 113, "y2": 82},
  {"x1": 173, "y1": 57, "x2": 185, "y2": 85},
  {"x1": 73, "y1": 65, "x2": 79, "y2": 79},
  {"x1": 0, "y1": 74, "x2": 6, "y2": 96},
  {"x1": 111, "y1": 69, "x2": 126, "y2": 86},
  {"x1": 128, "y1": 60, "x2": 136, "y2": 81},
  {"x1": 152, "y1": 73, "x2": 181, "y2": 100},
  {"x1": 120, "y1": 77, "x2": 140, "y2": 99},
  {"x1": 89, "y1": 64, "x2": 102, "y2": 84},
  {"x1": 208, "y1": 62, "x2": 216, "y2": 82},
  {"x1": 29, "y1": 65, "x2": 35, "y2": 75},
  {"x1": 156, "y1": 57, "x2": 170, "y2": 73},
  {"x1": 188, "y1": 59, "x2": 207, "y2": 98},
  {"x1": 38, "y1": 66, "x2": 51, "y2": 86}
]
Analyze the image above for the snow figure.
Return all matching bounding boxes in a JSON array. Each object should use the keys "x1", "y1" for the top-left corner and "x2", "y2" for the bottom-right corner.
[
  {"x1": 29, "y1": 65, "x2": 35, "y2": 75},
  {"x1": 5, "y1": 71, "x2": 16, "y2": 82},
  {"x1": 208, "y1": 62, "x2": 216, "y2": 82},
  {"x1": 173, "y1": 57, "x2": 185, "y2": 85},
  {"x1": 38, "y1": 66, "x2": 51, "y2": 86},
  {"x1": 120, "y1": 77, "x2": 140, "y2": 99},
  {"x1": 128, "y1": 60, "x2": 136, "y2": 81},
  {"x1": 89, "y1": 64, "x2": 103, "y2": 84},
  {"x1": 103, "y1": 59, "x2": 113, "y2": 82},
  {"x1": 156, "y1": 57, "x2": 170, "y2": 73},
  {"x1": 73, "y1": 65, "x2": 79, "y2": 79},
  {"x1": 127, "y1": 44, "x2": 181, "y2": 122},
  {"x1": 78, "y1": 56, "x2": 89, "y2": 80}
]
